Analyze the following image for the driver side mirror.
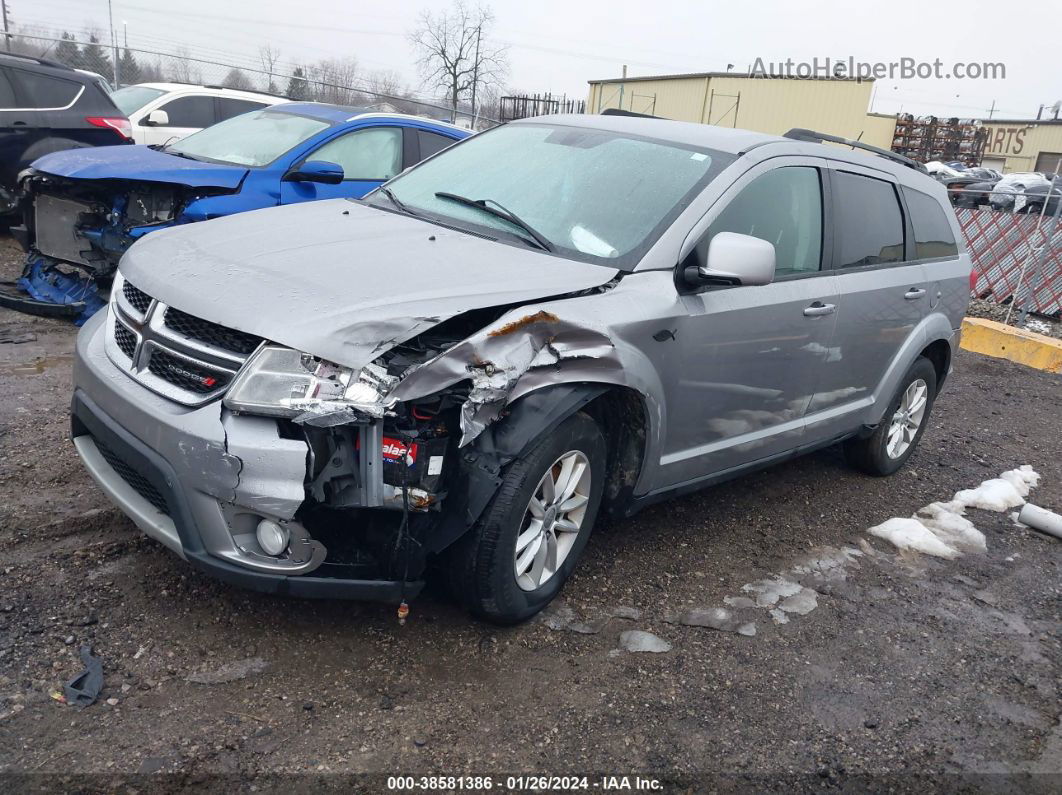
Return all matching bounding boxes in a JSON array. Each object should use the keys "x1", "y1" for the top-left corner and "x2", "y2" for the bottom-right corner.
[
  {"x1": 685, "y1": 232, "x2": 775, "y2": 287},
  {"x1": 284, "y1": 160, "x2": 344, "y2": 185},
  {"x1": 143, "y1": 109, "x2": 169, "y2": 126}
]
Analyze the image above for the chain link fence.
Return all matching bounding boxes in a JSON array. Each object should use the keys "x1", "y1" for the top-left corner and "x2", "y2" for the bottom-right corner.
[
  {"x1": 11, "y1": 33, "x2": 501, "y2": 129},
  {"x1": 952, "y1": 188, "x2": 1062, "y2": 321}
]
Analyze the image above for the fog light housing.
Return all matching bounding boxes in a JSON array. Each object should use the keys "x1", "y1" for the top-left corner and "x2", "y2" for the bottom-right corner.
[{"x1": 256, "y1": 519, "x2": 290, "y2": 556}]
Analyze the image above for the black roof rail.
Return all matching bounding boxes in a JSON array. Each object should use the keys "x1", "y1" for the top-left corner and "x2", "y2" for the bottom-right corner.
[
  {"x1": 601, "y1": 107, "x2": 667, "y2": 120},
  {"x1": 784, "y1": 127, "x2": 928, "y2": 173},
  {"x1": 0, "y1": 51, "x2": 73, "y2": 71}
]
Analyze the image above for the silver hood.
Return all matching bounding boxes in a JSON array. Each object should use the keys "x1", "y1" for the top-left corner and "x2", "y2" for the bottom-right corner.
[{"x1": 120, "y1": 199, "x2": 619, "y2": 369}]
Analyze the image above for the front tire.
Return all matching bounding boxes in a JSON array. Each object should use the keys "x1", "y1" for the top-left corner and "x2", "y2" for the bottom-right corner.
[
  {"x1": 844, "y1": 357, "x2": 937, "y2": 476},
  {"x1": 450, "y1": 411, "x2": 606, "y2": 624}
]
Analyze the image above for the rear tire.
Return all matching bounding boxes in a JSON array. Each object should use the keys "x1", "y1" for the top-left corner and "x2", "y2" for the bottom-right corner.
[
  {"x1": 844, "y1": 357, "x2": 937, "y2": 476},
  {"x1": 449, "y1": 411, "x2": 606, "y2": 624}
]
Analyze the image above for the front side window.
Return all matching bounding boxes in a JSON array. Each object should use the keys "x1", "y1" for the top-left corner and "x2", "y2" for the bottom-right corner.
[
  {"x1": 833, "y1": 171, "x2": 905, "y2": 268},
  {"x1": 156, "y1": 95, "x2": 215, "y2": 128},
  {"x1": 902, "y1": 187, "x2": 958, "y2": 259},
  {"x1": 699, "y1": 166, "x2": 823, "y2": 277},
  {"x1": 309, "y1": 126, "x2": 402, "y2": 181},
  {"x1": 11, "y1": 70, "x2": 80, "y2": 108},
  {"x1": 166, "y1": 109, "x2": 331, "y2": 167},
  {"x1": 380, "y1": 122, "x2": 729, "y2": 268}
]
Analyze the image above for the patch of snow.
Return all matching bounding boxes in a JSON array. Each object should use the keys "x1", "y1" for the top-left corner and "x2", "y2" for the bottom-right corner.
[
  {"x1": 916, "y1": 502, "x2": 987, "y2": 553},
  {"x1": 741, "y1": 576, "x2": 803, "y2": 607},
  {"x1": 617, "y1": 630, "x2": 671, "y2": 653},
  {"x1": 769, "y1": 608, "x2": 789, "y2": 624},
  {"x1": 868, "y1": 517, "x2": 960, "y2": 559},
  {"x1": 1000, "y1": 465, "x2": 1040, "y2": 498},
  {"x1": 664, "y1": 606, "x2": 756, "y2": 636},
  {"x1": 789, "y1": 545, "x2": 863, "y2": 582},
  {"x1": 953, "y1": 464, "x2": 1041, "y2": 512},
  {"x1": 776, "y1": 587, "x2": 819, "y2": 616}
]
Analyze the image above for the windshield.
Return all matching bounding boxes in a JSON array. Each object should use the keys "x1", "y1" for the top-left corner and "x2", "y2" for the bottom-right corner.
[
  {"x1": 166, "y1": 109, "x2": 330, "y2": 167},
  {"x1": 110, "y1": 85, "x2": 165, "y2": 115},
  {"x1": 378, "y1": 122, "x2": 729, "y2": 268}
]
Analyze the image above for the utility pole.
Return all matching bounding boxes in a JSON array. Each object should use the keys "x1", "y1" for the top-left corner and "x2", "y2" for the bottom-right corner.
[
  {"x1": 108, "y1": 0, "x2": 120, "y2": 87},
  {"x1": 1, "y1": 1, "x2": 11, "y2": 52},
  {"x1": 618, "y1": 64, "x2": 627, "y2": 111},
  {"x1": 469, "y1": 24, "x2": 481, "y2": 130}
]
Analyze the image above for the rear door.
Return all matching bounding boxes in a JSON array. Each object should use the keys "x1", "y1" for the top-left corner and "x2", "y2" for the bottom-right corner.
[
  {"x1": 0, "y1": 65, "x2": 33, "y2": 193},
  {"x1": 658, "y1": 157, "x2": 840, "y2": 486},
  {"x1": 139, "y1": 94, "x2": 216, "y2": 146},
  {"x1": 805, "y1": 163, "x2": 929, "y2": 442},
  {"x1": 279, "y1": 124, "x2": 404, "y2": 203},
  {"x1": 901, "y1": 185, "x2": 966, "y2": 327}
]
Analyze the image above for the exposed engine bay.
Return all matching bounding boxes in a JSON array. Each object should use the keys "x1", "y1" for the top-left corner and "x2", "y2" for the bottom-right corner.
[{"x1": 0, "y1": 173, "x2": 233, "y2": 324}]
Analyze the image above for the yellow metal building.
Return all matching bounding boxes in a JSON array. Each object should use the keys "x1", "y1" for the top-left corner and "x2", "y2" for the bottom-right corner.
[
  {"x1": 977, "y1": 120, "x2": 1062, "y2": 174},
  {"x1": 586, "y1": 72, "x2": 881, "y2": 142}
]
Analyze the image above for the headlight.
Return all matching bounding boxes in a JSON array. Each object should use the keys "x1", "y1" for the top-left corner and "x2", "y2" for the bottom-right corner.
[{"x1": 224, "y1": 345, "x2": 394, "y2": 419}]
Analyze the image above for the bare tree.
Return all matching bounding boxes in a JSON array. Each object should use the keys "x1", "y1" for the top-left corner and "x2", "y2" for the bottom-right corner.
[
  {"x1": 258, "y1": 44, "x2": 281, "y2": 94},
  {"x1": 308, "y1": 57, "x2": 360, "y2": 105},
  {"x1": 409, "y1": 1, "x2": 508, "y2": 123}
]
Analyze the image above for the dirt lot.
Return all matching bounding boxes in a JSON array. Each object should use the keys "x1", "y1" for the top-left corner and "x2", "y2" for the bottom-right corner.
[{"x1": 0, "y1": 237, "x2": 1059, "y2": 791}]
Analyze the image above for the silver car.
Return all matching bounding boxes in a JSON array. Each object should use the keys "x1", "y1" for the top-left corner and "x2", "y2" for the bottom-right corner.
[{"x1": 71, "y1": 114, "x2": 971, "y2": 623}]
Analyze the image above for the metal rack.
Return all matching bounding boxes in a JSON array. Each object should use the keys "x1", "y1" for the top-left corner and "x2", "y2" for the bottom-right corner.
[{"x1": 891, "y1": 115, "x2": 989, "y2": 166}]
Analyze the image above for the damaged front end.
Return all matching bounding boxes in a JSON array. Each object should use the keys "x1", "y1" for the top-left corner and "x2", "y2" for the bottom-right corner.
[
  {"x1": 212, "y1": 299, "x2": 628, "y2": 594},
  {"x1": 2, "y1": 172, "x2": 230, "y2": 324}
]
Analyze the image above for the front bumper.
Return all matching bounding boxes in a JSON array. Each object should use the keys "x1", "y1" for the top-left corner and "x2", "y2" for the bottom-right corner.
[{"x1": 71, "y1": 312, "x2": 421, "y2": 601}]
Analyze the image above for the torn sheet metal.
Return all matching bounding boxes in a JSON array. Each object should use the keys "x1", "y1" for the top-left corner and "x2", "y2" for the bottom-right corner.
[{"x1": 387, "y1": 308, "x2": 622, "y2": 446}]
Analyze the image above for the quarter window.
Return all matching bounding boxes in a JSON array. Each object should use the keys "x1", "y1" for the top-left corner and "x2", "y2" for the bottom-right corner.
[
  {"x1": 833, "y1": 171, "x2": 905, "y2": 268},
  {"x1": 0, "y1": 68, "x2": 16, "y2": 108},
  {"x1": 418, "y1": 130, "x2": 457, "y2": 159},
  {"x1": 216, "y1": 97, "x2": 269, "y2": 121},
  {"x1": 309, "y1": 126, "x2": 402, "y2": 181},
  {"x1": 902, "y1": 187, "x2": 958, "y2": 259},
  {"x1": 701, "y1": 166, "x2": 823, "y2": 276},
  {"x1": 156, "y1": 96, "x2": 216, "y2": 128},
  {"x1": 11, "y1": 70, "x2": 80, "y2": 108}
]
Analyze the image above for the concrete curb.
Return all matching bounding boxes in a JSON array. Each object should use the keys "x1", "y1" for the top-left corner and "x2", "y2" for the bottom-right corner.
[{"x1": 960, "y1": 317, "x2": 1062, "y2": 374}]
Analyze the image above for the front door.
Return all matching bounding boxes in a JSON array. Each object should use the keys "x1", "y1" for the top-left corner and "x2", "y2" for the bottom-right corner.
[
  {"x1": 139, "y1": 94, "x2": 216, "y2": 147},
  {"x1": 658, "y1": 159, "x2": 840, "y2": 487}
]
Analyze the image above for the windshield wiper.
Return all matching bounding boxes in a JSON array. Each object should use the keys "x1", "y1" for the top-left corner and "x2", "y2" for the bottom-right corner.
[
  {"x1": 434, "y1": 191, "x2": 553, "y2": 252},
  {"x1": 378, "y1": 186, "x2": 419, "y2": 217}
]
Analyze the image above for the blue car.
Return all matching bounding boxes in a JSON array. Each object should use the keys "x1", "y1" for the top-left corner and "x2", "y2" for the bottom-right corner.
[{"x1": 7, "y1": 103, "x2": 469, "y2": 322}]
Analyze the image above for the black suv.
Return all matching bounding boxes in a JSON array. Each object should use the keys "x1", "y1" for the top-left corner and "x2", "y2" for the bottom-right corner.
[{"x1": 0, "y1": 53, "x2": 131, "y2": 218}]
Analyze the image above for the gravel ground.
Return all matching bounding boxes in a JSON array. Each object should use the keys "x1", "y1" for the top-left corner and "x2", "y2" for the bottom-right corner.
[
  {"x1": 967, "y1": 298, "x2": 1062, "y2": 340},
  {"x1": 0, "y1": 236, "x2": 1059, "y2": 792}
]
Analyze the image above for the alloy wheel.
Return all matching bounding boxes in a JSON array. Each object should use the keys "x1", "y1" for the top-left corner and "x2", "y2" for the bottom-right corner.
[{"x1": 514, "y1": 450, "x2": 592, "y2": 591}]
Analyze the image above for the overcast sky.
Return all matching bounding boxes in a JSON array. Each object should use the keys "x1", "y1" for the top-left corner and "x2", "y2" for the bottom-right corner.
[{"x1": 21, "y1": 0, "x2": 1061, "y2": 120}]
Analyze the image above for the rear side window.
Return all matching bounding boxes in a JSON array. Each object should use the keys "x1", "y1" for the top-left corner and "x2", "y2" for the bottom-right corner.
[
  {"x1": 157, "y1": 96, "x2": 216, "y2": 127},
  {"x1": 0, "y1": 68, "x2": 16, "y2": 108},
  {"x1": 11, "y1": 70, "x2": 81, "y2": 109},
  {"x1": 217, "y1": 97, "x2": 268, "y2": 121},
  {"x1": 902, "y1": 187, "x2": 958, "y2": 259},
  {"x1": 418, "y1": 130, "x2": 457, "y2": 159},
  {"x1": 702, "y1": 166, "x2": 823, "y2": 276},
  {"x1": 832, "y1": 171, "x2": 905, "y2": 268}
]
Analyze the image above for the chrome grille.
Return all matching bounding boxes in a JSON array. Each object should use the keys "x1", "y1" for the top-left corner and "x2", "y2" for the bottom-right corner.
[
  {"x1": 147, "y1": 347, "x2": 233, "y2": 394},
  {"x1": 163, "y1": 307, "x2": 263, "y2": 355},
  {"x1": 122, "y1": 281, "x2": 152, "y2": 314},
  {"x1": 113, "y1": 321, "x2": 136, "y2": 359},
  {"x1": 105, "y1": 273, "x2": 262, "y2": 406}
]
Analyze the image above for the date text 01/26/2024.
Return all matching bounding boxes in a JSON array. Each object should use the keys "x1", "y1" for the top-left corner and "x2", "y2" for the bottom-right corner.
[{"x1": 386, "y1": 776, "x2": 664, "y2": 791}]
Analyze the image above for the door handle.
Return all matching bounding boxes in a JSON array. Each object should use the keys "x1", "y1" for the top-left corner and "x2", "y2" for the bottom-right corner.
[
  {"x1": 904, "y1": 288, "x2": 927, "y2": 300},
  {"x1": 803, "y1": 301, "x2": 836, "y2": 317}
]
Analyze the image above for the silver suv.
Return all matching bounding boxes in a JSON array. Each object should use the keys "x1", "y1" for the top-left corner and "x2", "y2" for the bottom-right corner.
[{"x1": 71, "y1": 114, "x2": 970, "y2": 623}]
